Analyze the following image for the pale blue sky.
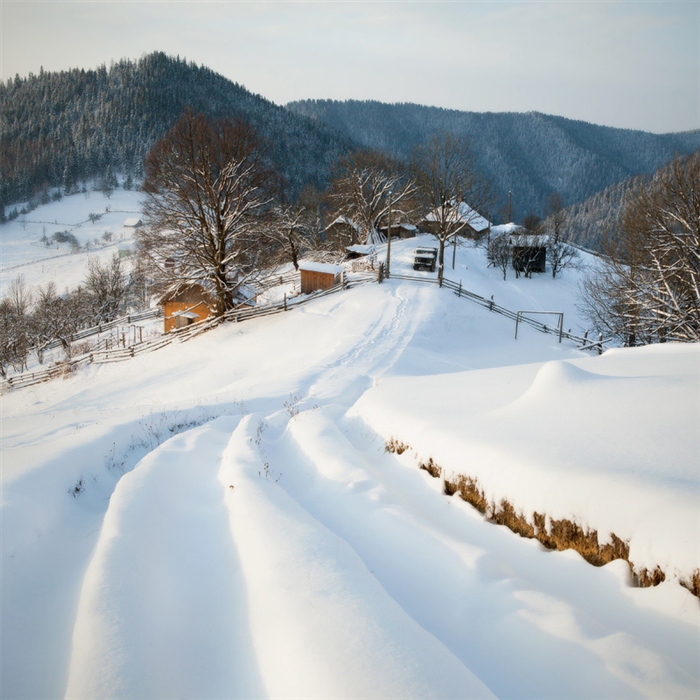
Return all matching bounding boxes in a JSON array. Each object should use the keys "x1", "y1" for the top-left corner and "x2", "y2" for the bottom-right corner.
[{"x1": 1, "y1": 1, "x2": 698, "y2": 133}]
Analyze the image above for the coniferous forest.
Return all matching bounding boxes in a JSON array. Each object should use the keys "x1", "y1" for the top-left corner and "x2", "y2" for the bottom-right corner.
[
  {"x1": 288, "y1": 99, "x2": 700, "y2": 220},
  {"x1": 0, "y1": 52, "x2": 354, "y2": 212}
]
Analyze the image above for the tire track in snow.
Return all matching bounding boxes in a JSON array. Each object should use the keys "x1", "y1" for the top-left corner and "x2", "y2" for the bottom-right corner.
[
  {"x1": 305, "y1": 281, "x2": 423, "y2": 407},
  {"x1": 218, "y1": 414, "x2": 496, "y2": 699},
  {"x1": 64, "y1": 416, "x2": 265, "y2": 699}
]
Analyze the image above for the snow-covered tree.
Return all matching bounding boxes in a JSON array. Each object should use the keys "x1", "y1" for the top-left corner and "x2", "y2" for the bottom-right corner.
[
  {"x1": 487, "y1": 232, "x2": 511, "y2": 281},
  {"x1": 581, "y1": 152, "x2": 700, "y2": 344},
  {"x1": 139, "y1": 110, "x2": 277, "y2": 315},
  {"x1": 412, "y1": 133, "x2": 492, "y2": 284},
  {"x1": 326, "y1": 151, "x2": 416, "y2": 246}
]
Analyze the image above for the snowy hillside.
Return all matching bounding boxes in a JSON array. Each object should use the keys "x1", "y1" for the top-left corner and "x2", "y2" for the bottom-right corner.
[
  {"x1": 2, "y1": 221, "x2": 699, "y2": 698},
  {"x1": 0, "y1": 189, "x2": 143, "y2": 297}
]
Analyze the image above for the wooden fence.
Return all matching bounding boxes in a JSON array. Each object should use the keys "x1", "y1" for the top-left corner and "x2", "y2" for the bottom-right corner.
[
  {"x1": 42, "y1": 307, "x2": 162, "y2": 351},
  {"x1": 3, "y1": 274, "x2": 373, "y2": 391},
  {"x1": 4, "y1": 265, "x2": 608, "y2": 391}
]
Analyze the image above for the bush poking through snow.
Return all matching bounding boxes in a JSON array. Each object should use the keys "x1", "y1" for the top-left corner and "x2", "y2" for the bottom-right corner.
[
  {"x1": 419, "y1": 457, "x2": 441, "y2": 480},
  {"x1": 68, "y1": 478, "x2": 85, "y2": 498},
  {"x1": 385, "y1": 437, "x2": 409, "y2": 455},
  {"x1": 284, "y1": 393, "x2": 303, "y2": 419}
]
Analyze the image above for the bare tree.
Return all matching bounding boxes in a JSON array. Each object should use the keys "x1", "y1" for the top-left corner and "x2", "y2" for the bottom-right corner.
[
  {"x1": 581, "y1": 152, "x2": 700, "y2": 344},
  {"x1": 85, "y1": 254, "x2": 130, "y2": 323},
  {"x1": 263, "y1": 204, "x2": 310, "y2": 271},
  {"x1": 0, "y1": 275, "x2": 33, "y2": 375},
  {"x1": 412, "y1": 133, "x2": 492, "y2": 284},
  {"x1": 139, "y1": 110, "x2": 276, "y2": 316},
  {"x1": 326, "y1": 150, "x2": 416, "y2": 246},
  {"x1": 487, "y1": 232, "x2": 511, "y2": 281},
  {"x1": 545, "y1": 193, "x2": 580, "y2": 279}
]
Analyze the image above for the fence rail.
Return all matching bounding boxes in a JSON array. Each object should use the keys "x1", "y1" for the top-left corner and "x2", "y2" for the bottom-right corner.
[{"x1": 42, "y1": 307, "x2": 162, "y2": 351}]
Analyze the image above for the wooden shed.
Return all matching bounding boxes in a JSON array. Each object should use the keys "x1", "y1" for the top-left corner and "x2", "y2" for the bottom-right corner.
[
  {"x1": 299, "y1": 262, "x2": 344, "y2": 294},
  {"x1": 510, "y1": 234, "x2": 549, "y2": 274},
  {"x1": 379, "y1": 223, "x2": 418, "y2": 240},
  {"x1": 160, "y1": 283, "x2": 215, "y2": 333}
]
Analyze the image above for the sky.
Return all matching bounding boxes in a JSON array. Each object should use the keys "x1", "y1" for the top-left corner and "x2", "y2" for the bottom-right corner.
[{"x1": 1, "y1": 1, "x2": 698, "y2": 134}]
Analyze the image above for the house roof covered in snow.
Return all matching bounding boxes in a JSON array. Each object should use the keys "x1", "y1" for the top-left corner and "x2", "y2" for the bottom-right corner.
[
  {"x1": 123, "y1": 217, "x2": 143, "y2": 228},
  {"x1": 490, "y1": 223, "x2": 525, "y2": 236},
  {"x1": 424, "y1": 201, "x2": 490, "y2": 232},
  {"x1": 510, "y1": 234, "x2": 550, "y2": 247},
  {"x1": 327, "y1": 216, "x2": 361, "y2": 231},
  {"x1": 299, "y1": 261, "x2": 344, "y2": 275},
  {"x1": 346, "y1": 244, "x2": 376, "y2": 255}
]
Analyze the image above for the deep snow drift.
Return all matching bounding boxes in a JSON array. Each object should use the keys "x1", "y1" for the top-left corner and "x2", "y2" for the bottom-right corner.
[{"x1": 1, "y1": 218, "x2": 699, "y2": 699}]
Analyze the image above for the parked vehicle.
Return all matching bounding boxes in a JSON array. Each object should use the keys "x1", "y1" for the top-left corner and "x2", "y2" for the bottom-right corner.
[{"x1": 413, "y1": 247, "x2": 438, "y2": 272}]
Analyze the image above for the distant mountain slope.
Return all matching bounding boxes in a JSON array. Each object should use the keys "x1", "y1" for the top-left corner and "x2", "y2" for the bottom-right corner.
[
  {"x1": 0, "y1": 53, "x2": 354, "y2": 209},
  {"x1": 287, "y1": 99, "x2": 700, "y2": 220},
  {"x1": 564, "y1": 174, "x2": 649, "y2": 251}
]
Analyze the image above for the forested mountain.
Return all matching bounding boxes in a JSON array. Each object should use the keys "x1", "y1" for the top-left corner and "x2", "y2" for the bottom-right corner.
[
  {"x1": 0, "y1": 53, "x2": 354, "y2": 210},
  {"x1": 287, "y1": 99, "x2": 700, "y2": 220},
  {"x1": 564, "y1": 173, "x2": 649, "y2": 251}
]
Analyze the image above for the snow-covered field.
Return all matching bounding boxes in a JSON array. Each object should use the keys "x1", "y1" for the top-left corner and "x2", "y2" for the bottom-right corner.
[
  {"x1": 0, "y1": 190, "x2": 142, "y2": 297},
  {"x1": 1, "y1": 197, "x2": 699, "y2": 699}
]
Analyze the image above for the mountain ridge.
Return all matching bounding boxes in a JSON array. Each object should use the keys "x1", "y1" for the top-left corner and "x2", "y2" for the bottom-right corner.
[
  {"x1": 287, "y1": 98, "x2": 700, "y2": 218},
  {"x1": 0, "y1": 53, "x2": 355, "y2": 210}
]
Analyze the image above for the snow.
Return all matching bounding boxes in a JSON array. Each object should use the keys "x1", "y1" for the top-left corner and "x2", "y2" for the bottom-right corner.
[
  {"x1": 354, "y1": 343, "x2": 700, "y2": 580},
  {"x1": 1, "y1": 195, "x2": 699, "y2": 699}
]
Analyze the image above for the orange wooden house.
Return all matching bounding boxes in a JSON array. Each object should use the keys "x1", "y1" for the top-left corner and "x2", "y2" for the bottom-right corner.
[{"x1": 160, "y1": 283, "x2": 216, "y2": 333}]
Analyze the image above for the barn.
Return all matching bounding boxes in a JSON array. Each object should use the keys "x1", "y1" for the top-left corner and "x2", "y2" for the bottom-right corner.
[{"x1": 299, "y1": 262, "x2": 344, "y2": 294}]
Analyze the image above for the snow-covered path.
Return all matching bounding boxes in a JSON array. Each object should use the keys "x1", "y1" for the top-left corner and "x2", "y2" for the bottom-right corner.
[{"x1": 3, "y1": 241, "x2": 699, "y2": 699}]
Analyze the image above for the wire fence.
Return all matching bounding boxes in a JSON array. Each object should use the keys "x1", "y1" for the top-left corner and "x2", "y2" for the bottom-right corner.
[{"x1": 390, "y1": 271, "x2": 610, "y2": 352}]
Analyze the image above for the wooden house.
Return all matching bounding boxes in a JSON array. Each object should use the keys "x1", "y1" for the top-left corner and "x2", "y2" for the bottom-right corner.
[
  {"x1": 421, "y1": 201, "x2": 490, "y2": 239},
  {"x1": 123, "y1": 217, "x2": 143, "y2": 228},
  {"x1": 299, "y1": 262, "x2": 344, "y2": 294},
  {"x1": 379, "y1": 223, "x2": 418, "y2": 240},
  {"x1": 344, "y1": 244, "x2": 375, "y2": 260},
  {"x1": 160, "y1": 283, "x2": 216, "y2": 333},
  {"x1": 325, "y1": 216, "x2": 362, "y2": 248},
  {"x1": 510, "y1": 234, "x2": 549, "y2": 273}
]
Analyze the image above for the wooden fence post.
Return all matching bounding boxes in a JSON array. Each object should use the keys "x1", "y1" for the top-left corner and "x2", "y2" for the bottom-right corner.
[
  {"x1": 597, "y1": 332, "x2": 603, "y2": 355},
  {"x1": 284, "y1": 293, "x2": 287, "y2": 311}
]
